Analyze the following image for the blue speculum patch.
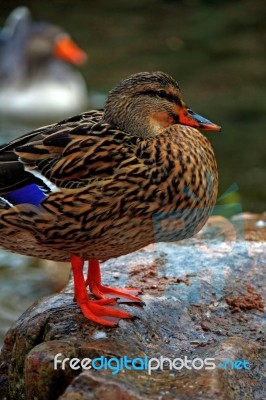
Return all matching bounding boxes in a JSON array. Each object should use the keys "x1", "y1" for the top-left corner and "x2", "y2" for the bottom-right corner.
[{"x1": 4, "y1": 184, "x2": 46, "y2": 206}]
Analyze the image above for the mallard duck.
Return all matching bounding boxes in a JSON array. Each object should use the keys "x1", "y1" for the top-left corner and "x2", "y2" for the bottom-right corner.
[
  {"x1": 0, "y1": 7, "x2": 88, "y2": 121},
  {"x1": 0, "y1": 71, "x2": 220, "y2": 326}
]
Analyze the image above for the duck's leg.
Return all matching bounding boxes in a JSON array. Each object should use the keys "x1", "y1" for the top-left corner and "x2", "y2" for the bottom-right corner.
[
  {"x1": 71, "y1": 254, "x2": 133, "y2": 326},
  {"x1": 85, "y1": 259, "x2": 142, "y2": 302}
]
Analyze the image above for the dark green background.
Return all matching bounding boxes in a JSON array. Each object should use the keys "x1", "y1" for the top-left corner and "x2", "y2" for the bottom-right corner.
[{"x1": 1, "y1": 0, "x2": 265, "y2": 211}]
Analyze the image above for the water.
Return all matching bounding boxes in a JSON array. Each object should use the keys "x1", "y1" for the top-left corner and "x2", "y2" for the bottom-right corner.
[
  {"x1": 0, "y1": 252, "x2": 54, "y2": 344},
  {"x1": 0, "y1": 0, "x2": 265, "y2": 343}
]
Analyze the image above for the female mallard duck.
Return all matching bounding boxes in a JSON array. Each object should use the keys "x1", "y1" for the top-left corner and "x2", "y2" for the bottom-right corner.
[
  {"x1": 0, "y1": 71, "x2": 220, "y2": 326},
  {"x1": 0, "y1": 7, "x2": 88, "y2": 121}
]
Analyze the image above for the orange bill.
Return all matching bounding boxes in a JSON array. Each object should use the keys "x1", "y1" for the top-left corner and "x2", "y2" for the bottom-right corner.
[{"x1": 54, "y1": 34, "x2": 87, "y2": 65}]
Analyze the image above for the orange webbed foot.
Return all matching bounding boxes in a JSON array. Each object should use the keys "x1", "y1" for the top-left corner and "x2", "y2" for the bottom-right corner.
[
  {"x1": 86, "y1": 260, "x2": 142, "y2": 302},
  {"x1": 89, "y1": 284, "x2": 142, "y2": 302},
  {"x1": 71, "y1": 254, "x2": 135, "y2": 326},
  {"x1": 77, "y1": 297, "x2": 133, "y2": 327}
]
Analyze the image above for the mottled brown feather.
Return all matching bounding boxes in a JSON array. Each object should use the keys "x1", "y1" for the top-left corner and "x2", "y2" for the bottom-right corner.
[{"x1": 0, "y1": 72, "x2": 218, "y2": 263}]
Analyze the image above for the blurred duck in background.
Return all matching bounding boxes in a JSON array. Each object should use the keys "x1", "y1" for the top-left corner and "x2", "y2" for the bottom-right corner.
[{"x1": 0, "y1": 7, "x2": 88, "y2": 122}]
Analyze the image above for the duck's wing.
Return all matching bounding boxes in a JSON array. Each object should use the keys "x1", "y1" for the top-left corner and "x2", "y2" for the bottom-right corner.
[
  {"x1": 0, "y1": 110, "x2": 143, "y2": 205},
  {"x1": 0, "y1": 111, "x2": 97, "y2": 195}
]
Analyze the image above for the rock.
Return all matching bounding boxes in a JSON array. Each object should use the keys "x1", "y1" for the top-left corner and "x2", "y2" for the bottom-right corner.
[
  {"x1": 0, "y1": 213, "x2": 265, "y2": 399},
  {"x1": 59, "y1": 373, "x2": 143, "y2": 400}
]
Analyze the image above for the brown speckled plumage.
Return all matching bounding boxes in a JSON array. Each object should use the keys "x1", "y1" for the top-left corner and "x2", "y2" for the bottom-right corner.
[{"x1": 0, "y1": 71, "x2": 220, "y2": 325}]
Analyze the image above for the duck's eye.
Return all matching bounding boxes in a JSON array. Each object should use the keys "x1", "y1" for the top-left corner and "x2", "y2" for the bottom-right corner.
[{"x1": 157, "y1": 90, "x2": 167, "y2": 98}]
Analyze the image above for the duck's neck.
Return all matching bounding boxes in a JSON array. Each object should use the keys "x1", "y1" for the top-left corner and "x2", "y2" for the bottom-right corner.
[{"x1": 103, "y1": 97, "x2": 147, "y2": 137}]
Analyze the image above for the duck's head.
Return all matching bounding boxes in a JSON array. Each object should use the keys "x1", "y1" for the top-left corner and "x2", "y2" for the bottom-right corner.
[
  {"x1": 103, "y1": 71, "x2": 221, "y2": 137},
  {"x1": 25, "y1": 25, "x2": 87, "y2": 68},
  {"x1": 1, "y1": 7, "x2": 87, "y2": 71}
]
